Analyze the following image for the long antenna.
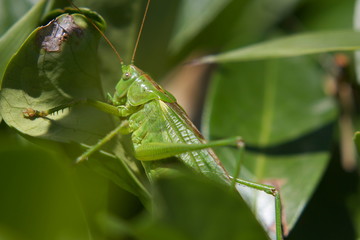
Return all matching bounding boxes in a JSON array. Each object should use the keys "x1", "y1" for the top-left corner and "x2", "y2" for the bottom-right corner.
[
  {"x1": 131, "y1": 0, "x2": 151, "y2": 64},
  {"x1": 68, "y1": 0, "x2": 124, "y2": 65}
]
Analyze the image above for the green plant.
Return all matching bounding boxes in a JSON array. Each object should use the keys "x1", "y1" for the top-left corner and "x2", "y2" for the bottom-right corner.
[{"x1": 0, "y1": 0, "x2": 359, "y2": 239}]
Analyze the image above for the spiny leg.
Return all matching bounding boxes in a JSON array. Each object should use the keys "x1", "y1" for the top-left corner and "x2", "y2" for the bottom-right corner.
[
  {"x1": 76, "y1": 122, "x2": 128, "y2": 163},
  {"x1": 233, "y1": 177, "x2": 283, "y2": 240},
  {"x1": 22, "y1": 98, "x2": 129, "y2": 163},
  {"x1": 230, "y1": 143, "x2": 283, "y2": 239},
  {"x1": 134, "y1": 136, "x2": 243, "y2": 161},
  {"x1": 228, "y1": 140, "x2": 282, "y2": 239},
  {"x1": 23, "y1": 99, "x2": 86, "y2": 119},
  {"x1": 230, "y1": 140, "x2": 245, "y2": 189},
  {"x1": 23, "y1": 98, "x2": 122, "y2": 119}
]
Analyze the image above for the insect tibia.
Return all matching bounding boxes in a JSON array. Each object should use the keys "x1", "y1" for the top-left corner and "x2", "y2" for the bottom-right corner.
[
  {"x1": 23, "y1": 99, "x2": 86, "y2": 120},
  {"x1": 232, "y1": 177, "x2": 279, "y2": 197},
  {"x1": 22, "y1": 107, "x2": 70, "y2": 119},
  {"x1": 49, "y1": 107, "x2": 71, "y2": 116}
]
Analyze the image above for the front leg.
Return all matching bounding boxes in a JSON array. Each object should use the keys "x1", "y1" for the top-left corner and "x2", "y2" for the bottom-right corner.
[
  {"x1": 22, "y1": 98, "x2": 127, "y2": 119},
  {"x1": 76, "y1": 122, "x2": 128, "y2": 163}
]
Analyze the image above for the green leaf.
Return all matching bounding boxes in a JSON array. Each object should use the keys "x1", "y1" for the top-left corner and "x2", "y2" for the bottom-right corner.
[
  {"x1": 354, "y1": 131, "x2": 360, "y2": 154},
  {"x1": 84, "y1": 148, "x2": 151, "y2": 206},
  {"x1": 354, "y1": 0, "x2": 360, "y2": 85},
  {"x1": 82, "y1": 0, "x2": 145, "y2": 92},
  {"x1": 204, "y1": 57, "x2": 336, "y2": 145},
  {"x1": 301, "y1": 0, "x2": 354, "y2": 31},
  {"x1": 95, "y1": 174, "x2": 269, "y2": 240},
  {"x1": 0, "y1": 10, "x2": 149, "y2": 201},
  {"x1": 195, "y1": 30, "x2": 360, "y2": 64},
  {"x1": 203, "y1": 56, "x2": 336, "y2": 233},
  {"x1": 0, "y1": 12, "x2": 111, "y2": 143},
  {"x1": 0, "y1": 0, "x2": 53, "y2": 86},
  {"x1": 0, "y1": 133, "x2": 109, "y2": 240},
  {"x1": 347, "y1": 131, "x2": 360, "y2": 238},
  {"x1": 222, "y1": 0, "x2": 300, "y2": 49},
  {"x1": 169, "y1": 0, "x2": 231, "y2": 53},
  {"x1": 138, "y1": 174, "x2": 269, "y2": 240},
  {"x1": 351, "y1": 131, "x2": 360, "y2": 238},
  {"x1": 0, "y1": 0, "x2": 32, "y2": 35}
]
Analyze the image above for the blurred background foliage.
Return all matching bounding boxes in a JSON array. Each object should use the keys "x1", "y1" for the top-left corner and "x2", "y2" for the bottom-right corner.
[{"x1": 0, "y1": 0, "x2": 359, "y2": 239}]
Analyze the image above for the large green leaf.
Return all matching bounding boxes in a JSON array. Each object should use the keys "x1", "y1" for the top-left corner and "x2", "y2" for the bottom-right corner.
[
  {"x1": 0, "y1": 132, "x2": 109, "y2": 240},
  {"x1": 353, "y1": 131, "x2": 360, "y2": 239},
  {"x1": 167, "y1": 0, "x2": 300, "y2": 63},
  {"x1": 0, "y1": 0, "x2": 53, "y2": 123},
  {"x1": 2, "y1": 0, "x2": 357, "y2": 239},
  {"x1": 353, "y1": 2, "x2": 360, "y2": 234},
  {"x1": 150, "y1": 174, "x2": 268, "y2": 240},
  {"x1": 354, "y1": 0, "x2": 360, "y2": 85},
  {"x1": 0, "y1": 0, "x2": 55, "y2": 85},
  {"x1": 204, "y1": 57, "x2": 336, "y2": 144},
  {"x1": 77, "y1": 0, "x2": 145, "y2": 92},
  {"x1": 0, "y1": 10, "x2": 149, "y2": 202},
  {"x1": 195, "y1": 30, "x2": 360, "y2": 64},
  {"x1": 104, "y1": 173, "x2": 268, "y2": 240},
  {"x1": 203, "y1": 56, "x2": 336, "y2": 234},
  {"x1": 0, "y1": 12, "x2": 111, "y2": 143}
]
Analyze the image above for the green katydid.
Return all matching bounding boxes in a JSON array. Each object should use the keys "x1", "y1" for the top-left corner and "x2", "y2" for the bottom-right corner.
[{"x1": 21, "y1": 1, "x2": 283, "y2": 239}]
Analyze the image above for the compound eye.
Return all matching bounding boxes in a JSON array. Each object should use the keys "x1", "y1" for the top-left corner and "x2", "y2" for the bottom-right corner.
[{"x1": 123, "y1": 72, "x2": 131, "y2": 80}]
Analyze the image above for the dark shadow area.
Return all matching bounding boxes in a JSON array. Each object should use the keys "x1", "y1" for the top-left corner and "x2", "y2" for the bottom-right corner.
[
  {"x1": 286, "y1": 145, "x2": 358, "y2": 240},
  {"x1": 243, "y1": 122, "x2": 334, "y2": 156}
]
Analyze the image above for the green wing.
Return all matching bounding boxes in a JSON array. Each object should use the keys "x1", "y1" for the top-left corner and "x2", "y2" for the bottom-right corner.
[{"x1": 129, "y1": 99, "x2": 229, "y2": 182}]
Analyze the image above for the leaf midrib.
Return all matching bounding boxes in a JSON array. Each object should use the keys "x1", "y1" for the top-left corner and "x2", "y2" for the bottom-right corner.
[{"x1": 255, "y1": 60, "x2": 278, "y2": 180}]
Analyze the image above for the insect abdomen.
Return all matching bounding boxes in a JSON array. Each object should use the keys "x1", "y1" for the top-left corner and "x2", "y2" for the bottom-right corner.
[{"x1": 129, "y1": 99, "x2": 229, "y2": 183}]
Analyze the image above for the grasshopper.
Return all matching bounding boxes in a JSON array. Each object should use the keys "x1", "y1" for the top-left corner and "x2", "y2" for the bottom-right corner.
[{"x1": 21, "y1": 1, "x2": 283, "y2": 239}]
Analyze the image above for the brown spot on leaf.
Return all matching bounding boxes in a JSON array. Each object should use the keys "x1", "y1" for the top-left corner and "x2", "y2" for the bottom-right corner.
[{"x1": 37, "y1": 14, "x2": 84, "y2": 52}]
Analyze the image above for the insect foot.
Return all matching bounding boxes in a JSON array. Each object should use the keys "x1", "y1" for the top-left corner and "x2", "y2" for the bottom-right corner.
[
  {"x1": 235, "y1": 137, "x2": 245, "y2": 149},
  {"x1": 76, "y1": 155, "x2": 87, "y2": 164},
  {"x1": 22, "y1": 108, "x2": 45, "y2": 119}
]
